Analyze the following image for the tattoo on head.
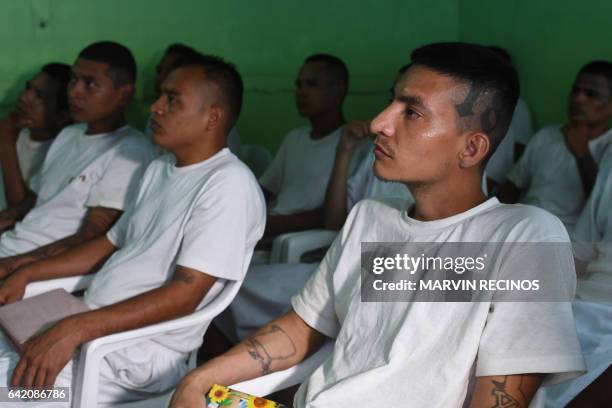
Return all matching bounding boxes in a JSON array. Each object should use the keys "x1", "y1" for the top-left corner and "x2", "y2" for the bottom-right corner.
[
  {"x1": 245, "y1": 324, "x2": 297, "y2": 375},
  {"x1": 455, "y1": 84, "x2": 504, "y2": 142},
  {"x1": 173, "y1": 265, "x2": 195, "y2": 284}
]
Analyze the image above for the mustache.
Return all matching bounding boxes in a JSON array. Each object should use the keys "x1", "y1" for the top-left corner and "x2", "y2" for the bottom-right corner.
[{"x1": 374, "y1": 137, "x2": 395, "y2": 157}]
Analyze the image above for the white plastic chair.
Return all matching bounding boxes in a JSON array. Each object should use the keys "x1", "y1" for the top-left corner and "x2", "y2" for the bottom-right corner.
[
  {"x1": 230, "y1": 340, "x2": 334, "y2": 396},
  {"x1": 239, "y1": 144, "x2": 273, "y2": 179},
  {"x1": 269, "y1": 229, "x2": 338, "y2": 263},
  {"x1": 23, "y1": 278, "x2": 242, "y2": 408}
]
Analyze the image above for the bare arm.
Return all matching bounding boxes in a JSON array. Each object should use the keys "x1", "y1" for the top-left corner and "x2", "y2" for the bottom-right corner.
[
  {"x1": 11, "y1": 264, "x2": 218, "y2": 388},
  {"x1": 468, "y1": 374, "x2": 543, "y2": 408},
  {"x1": 0, "y1": 192, "x2": 36, "y2": 232},
  {"x1": 0, "y1": 115, "x2": 30, "y2": 207},
  {"x1": 0, "y1": 235, "x2": 117, "y2": 305},
  {"x1": 264, "y1": 209, "x2": 325, "y2": 237},
  {"x1": 0, "y1": 206, "x2": 122, "y2": 279},
  {"x1": 170, "y1": 310, "x2": 327, "y2": 408},
  {"x1": 324, "y1": 121, "x2": 372, "y2": 230}
]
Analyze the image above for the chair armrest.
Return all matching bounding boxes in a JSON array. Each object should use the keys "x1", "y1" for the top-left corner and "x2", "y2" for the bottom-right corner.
[
  {"x1": 23, "y1": 274, "x2": 95, "y2": 298},
  {"x1": 270, "y1": 230, "x2": 338, "y2": 263},
  {"x1": 230, "y1": 340, "x2": 334, "y2": 396}
]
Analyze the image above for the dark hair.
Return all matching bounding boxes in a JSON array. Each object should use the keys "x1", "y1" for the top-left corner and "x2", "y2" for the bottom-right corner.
[
  {"x1": 41, "y1": 63, "x2": 71, "y2": 111},
  {"x1": 172, "y1": 53, "x2": 244, "y2": 129},
  {"x1": 164, "y1": 43, "x2": 199, "y2": 58},
  {"x1": 579, "y1": 60, "x2": 612, "y2": 98},
  {"x1": 78, "y1": 41, "x2": 137, "y2": 85},
  {"x1": 304, "y1": 53, "x2": 349, "y2": 98},
  {"x1": 411, "y1": 42, "x2": 519, "y2": 162},
  {"x1": 487, "y1": 46, "x2": 512, "y2": 66}
]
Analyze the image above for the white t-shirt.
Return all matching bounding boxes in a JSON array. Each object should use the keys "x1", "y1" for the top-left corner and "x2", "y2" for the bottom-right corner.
[
  {"x1": 486, "y1": 98, "x2": 533, "y2": 184},
  {"x1": 85, "y1": 149, "x2": 266, "y2": 353},
  {"x1": 0, "y1": 128, "x2": 54, "y2": 210},
  {"x1": 291, "y1": 198, "x2": 585, "y2": 407},
  {"x1": 0, "y1": 124, "x2": 155, "y2": 257},
  {"x1": 507, "y1": 125, "x2": 612, "y2": 229},
  {"x1": 259, "y1": 126, "x2": 344, "y2": 215},
  {"x1": 571, "y1": 150, "x2": 612, "y2": 301}
]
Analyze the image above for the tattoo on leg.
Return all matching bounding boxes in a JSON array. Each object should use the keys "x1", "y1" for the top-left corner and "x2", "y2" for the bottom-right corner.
[
  {"x1": 245, "y1": 324, "x2": 297, "y2": 375},
  {"x1": 173, "y1": 265, "x2": 195, "y2": 284},
  {"x1": 490, "y1": 376, "x2": 524, "y2": 408}
]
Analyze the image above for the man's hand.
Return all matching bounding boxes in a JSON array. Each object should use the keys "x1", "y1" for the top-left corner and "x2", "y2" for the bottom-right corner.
[
  {"x1": 338, "y1": 121, "x2": 372, "y2": 153},
  {"x1": 0, "y1": 114, "x2": 23, "y2": 146},
  {"x1": 0, "y1": 269, "x2": 29, "y2": 305},
  {"x1": 170, "y1": 370, "x2": 210, "y2": 408},
  {"x1": 11, "y1": 319, "x2": 81, "y2": 388}
]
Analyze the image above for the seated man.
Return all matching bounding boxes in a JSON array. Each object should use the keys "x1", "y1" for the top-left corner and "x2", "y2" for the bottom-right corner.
[
  {"x1": 149, "y1": 43, "x2": 240, "y2": 155},
  {"x1": 259, "y1": 54, "x2": 364, "y2": 238},
  {"x1": 0, "y1": 41, "x2": 155, "y2": 278},
  {"x1": 498, "y1": 61, "x2": 612, "y2": 229},
  {"x1": 171, "y1": 43, "x2": 585, "y2": 408},
  {"x1": 544, "y1": 150, "x2": 612, "y2": 407},
  {"x1": 0, "y1": 63, "x2": 71, "y2": 210},
  {"x1": 0, "y1": 55, "x2": 265, "y2": 404}
]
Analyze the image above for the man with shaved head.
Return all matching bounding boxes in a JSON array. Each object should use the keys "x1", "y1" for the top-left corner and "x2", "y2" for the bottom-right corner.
[
  {"x1": 0, "y1": 54, "x2": 265, "y2": 405},
  {"x1": 171, "y1": 43, "x2": 584, "y2": 407},
  {"x1": 498, "y1": 61, "x2": 612, "y2": 230},
  {"x1": 259, "y1": 53, "x2": 364, "y2": 238}
]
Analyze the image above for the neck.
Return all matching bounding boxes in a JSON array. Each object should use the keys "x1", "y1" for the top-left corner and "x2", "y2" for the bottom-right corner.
[
  {"x1": 409, "y1": 172, "x2": 487, "y2": 222},
  {"x1": 309, "y1": 109, "x2": 345, "y2": 139},
  {"x1": 86, "y1": 112, "x2": 126, "y2": 135},
  {"x1": 173, "y1": 133, "x2": 226, "y2": 167}
]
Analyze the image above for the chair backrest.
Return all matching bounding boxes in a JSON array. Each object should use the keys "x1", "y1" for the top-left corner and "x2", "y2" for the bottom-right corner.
[
  {"x1": 73, "y1": 279, "x2": 243, "y2": 407},
  {"x1": 239, "y1": 144, "x2": 273, "y2": 178}
]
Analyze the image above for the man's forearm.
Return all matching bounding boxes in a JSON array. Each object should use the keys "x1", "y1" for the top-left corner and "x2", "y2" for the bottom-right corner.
[
  {"x1": 324, "y1": 148, "x2": 352, "y2": 230},
  {"x1": 0, "y1": 139, "x2": 29, "y2": 207},
  {"x1": 0, "y1": 192, "x2": 36, "y2": 228},
  {"x1": 183, "y1": 311, "x2": 326, "y2": 394},
  {"x1": 575, "y1": 153, "x2": 598, "y2": 196},
  {"x1": 265, "y1": 209, "x2": 325, "y2": 237},
  {"x1": 18, "y1": 235, "x2": 117, "y2": 284}
]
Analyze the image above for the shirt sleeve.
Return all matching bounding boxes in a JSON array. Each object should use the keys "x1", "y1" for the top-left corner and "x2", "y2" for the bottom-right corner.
[
  {"x1": 258, "y1": 135, "x2": 289, "y2": 195},
  {"x1": 476, "y1": 241, "x2": 586, "y2": 385},
  {"x1": 291, "y1": 227, "x2": 348, "y2": 339},
  {"x1": 177, "y1": 167, "x2": 261, "y2": 281},
  {"x1": 86, "y1": 145, "x2": 150, "y2": 210}
]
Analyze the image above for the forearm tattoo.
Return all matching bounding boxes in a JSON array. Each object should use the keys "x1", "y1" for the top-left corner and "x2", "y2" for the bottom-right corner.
[
  {"x1": 490, "y1": 376, "x2": 526, "y2": 408},
  {"x1": 245, "y1": 324, "x2": 297, "y2": 375}
]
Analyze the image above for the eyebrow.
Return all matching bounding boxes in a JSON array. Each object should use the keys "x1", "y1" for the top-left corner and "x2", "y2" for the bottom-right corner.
[
  {"x1": 395, "y1": 94, "x2": 429, "y2": 112},
  {"x1": 162, "y1": 88, "x2": 181, "y2": 97}
]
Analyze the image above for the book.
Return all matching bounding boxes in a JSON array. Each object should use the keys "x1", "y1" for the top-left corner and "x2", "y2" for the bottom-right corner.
[
  {"x1": 0, "y1": 288, "x2": 89, "y2": 353},
  {"x1": 206, "y1": 384, "x2": 286, "y2": 408}
]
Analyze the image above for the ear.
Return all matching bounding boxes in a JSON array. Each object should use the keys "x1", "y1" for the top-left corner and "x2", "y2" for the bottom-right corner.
[
  {"x1": 205, "y1": 105, "x2": 224, "y2": 131},
  {"x1": 458, "y1": 132, "x2": 490, "y2": 169},
  {"x1": 117, "y1": 83, "x2": 135, "y2": 108}
]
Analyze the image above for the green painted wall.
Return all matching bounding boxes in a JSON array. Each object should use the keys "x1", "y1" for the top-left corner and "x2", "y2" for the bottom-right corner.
[
  {"x1": 0, "y1": 0, "x2": 458, "y2": 153},
  {"x1": 459, "y1": 0, "x2": 612, "y2": 134}
]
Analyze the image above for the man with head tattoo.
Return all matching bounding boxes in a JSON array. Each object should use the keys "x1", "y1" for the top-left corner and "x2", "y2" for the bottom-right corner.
[
  {"x1": 0, "y1": 54, "x2": 265, "y2": 405},
  {"x1": 171, "y1": 43, "x2": 585, "y2": 408},
  {"x1": 498, "y1": 61, "x2": 612, "y2": 230}
]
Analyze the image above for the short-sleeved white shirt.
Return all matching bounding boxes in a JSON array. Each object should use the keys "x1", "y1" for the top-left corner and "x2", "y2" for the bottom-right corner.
[
  {"x1": 0, "y1": 124, "x2": 155, "y2": 257},
  {"x1": 572, "y1": 150, "x2": 612, "y2": 301},
  {"x1": 259, "y1": 126, "x2": 342, "y2": 215},
  {"x1": 291, "y1": 198, "x2": 585, "y2": 407},
  {"x1": 507, "y1": 125, "x2": 612, "y2": 229},
  {"x1": 85, "y1": 149, "x2": 266, "y2": 352}
]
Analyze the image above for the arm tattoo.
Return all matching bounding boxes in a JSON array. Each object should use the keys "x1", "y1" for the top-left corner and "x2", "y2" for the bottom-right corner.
[
  {"x1": 173, "y1": 265, "x2": 195, "y2": 284},
  {"x1": 490, "y1": 376, "x2": 526, "y2": 408},
  {"x1": 245, "y1": 324, "x2": 297, "y2": 375}
]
